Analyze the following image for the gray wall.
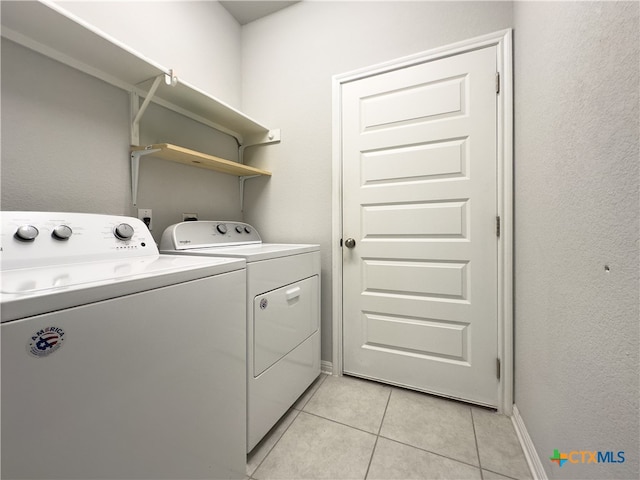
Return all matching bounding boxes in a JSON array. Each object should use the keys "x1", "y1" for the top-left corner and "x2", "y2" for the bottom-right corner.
[
  {"x1": 240, "y1": 0, "x2": 514, "y2": 362},
  {"x1": 513, "y1": 2, "x2": 639, "y2": 479},
  {"x1": 1, "y1": 1, "x2": 243, "y2": 240},
  {"x1": 1, "y1": 39, "x2": 131, "y2": 215},
  {"x1": 57, "y1": 0, "x2": 243, "y2": 109}
]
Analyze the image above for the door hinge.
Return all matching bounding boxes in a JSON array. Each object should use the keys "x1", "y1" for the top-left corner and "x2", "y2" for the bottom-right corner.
[
  {"x1": 496, "y1": 72, "x2": 500, "y2": 94},
  {"x1": 496, "y1": 358, "x2": 501, "y2": 380},
  {"x1": 496, "y1": 216, "x2": 501, "y2": 238}
]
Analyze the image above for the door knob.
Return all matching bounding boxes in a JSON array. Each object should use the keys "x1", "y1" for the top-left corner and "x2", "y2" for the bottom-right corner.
[{"x1": 345, "y1": 238, "x2": 356, "y2": 248}]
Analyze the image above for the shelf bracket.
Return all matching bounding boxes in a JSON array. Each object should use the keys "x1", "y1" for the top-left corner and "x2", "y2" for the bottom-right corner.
[
  {"x1": 239, "y1": 175, "x2": 260, "y2": 212},
  {"x1": 130, "y1": 147, "x2": 160, "y2": 206},
  {"x1": 130, "y1": 71, "x2": 176, "y2": 145},
  {"x1": 237, "y1": 129, "x2": 279, "y2": 211},
  {"x1": 238, "y1": 129, "x2": 281, "y2": 164},
  {"x1": 238, "y1": 129, "x2": 280, "y2": 212}
]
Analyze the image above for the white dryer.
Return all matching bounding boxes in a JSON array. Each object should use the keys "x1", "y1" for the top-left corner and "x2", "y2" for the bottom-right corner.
[
  {"x1": 160, "y1": 221, "x2": 321, "y2": 452},
  {"x1": 1, "y1": 212, "x2": 247, "y2": 479}
]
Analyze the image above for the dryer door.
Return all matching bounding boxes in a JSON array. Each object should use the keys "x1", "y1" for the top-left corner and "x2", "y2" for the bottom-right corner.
[{"x1": 254, "y1": 275, "x2": 319, "y2": 377}]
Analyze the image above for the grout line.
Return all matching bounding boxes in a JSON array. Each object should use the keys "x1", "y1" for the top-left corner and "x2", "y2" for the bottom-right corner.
[
  {"x1": 246, "y1": 373, "x2": 328, "y2": 477},
  {"x1": 377, "y1": 387, "x2": 393, "y2": 435},
  {"x1": 247, "y1": 408, "x2": 301, "y2": 477},
  {"x1": 302, "y1": 410, "x2": 380, "y2": 437},
  {"x1": 482, "y1": 468, "x2": 521, "y2": 480},
  {"x1": 377, "y1": 434, "x2": 482, "y2": 471},
  {"x1": 293, "y1": 373, "x2": 328, "y2": 411},
  {"x1": 252, "y1": 375, "x2": 499, "y2": 480},
  {"x1": 302, "y1": 381, "x2": 483, "y2": 472},
  {"x1": 297, "y1": 379, "x2": 394, "y2": 435},
  {"x1": 363, "y1": 436, "x2": 380, "y2": 480},
  {"x1": 471, "y1": 407, "x2": 484, "y2": 480},
  {"x1": 364, "y1": 387, "x2": 393, "y2": 479}
]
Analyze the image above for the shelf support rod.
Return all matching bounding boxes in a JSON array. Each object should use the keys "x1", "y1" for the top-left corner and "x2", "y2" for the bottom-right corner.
[
  {"x1": 237, "y1": 129, "x2": 279, "y2": 211},
  {"x1": 238, "y1": 129, "x2": 281, "y2": 164},
  {"x1": 130, "y1": 148, "x2": 160, "y2": 206},
  {"x1": 130, "y1": 74, "x2": 164, "y2": 145},
  {"x1": 130, "y1": 71, "x2": 176, "y2": 145},
  {"x1": 239, "y1": 175, "x2": 260, "y2": 212},
  {"x1": 133, "y1": 75, "x2": 162, "y2": 125}
]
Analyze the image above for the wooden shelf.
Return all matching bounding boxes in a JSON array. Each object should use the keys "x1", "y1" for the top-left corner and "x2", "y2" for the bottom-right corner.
[
  {"x1": 2, "y1": 0, "x2": 279, "y2": 208},
  {"x1": 131, "y1": 144, "x2": 272, "y2": 177}
]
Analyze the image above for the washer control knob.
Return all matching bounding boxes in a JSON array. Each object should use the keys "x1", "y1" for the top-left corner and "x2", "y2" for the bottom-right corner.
[
  {"x1": 52, "y1": 224, "x2": 73, "y2": 241},
  {"x1": 114, "y1": 223, "x2": 134, "y2": 240},
  {"x1": 216, "y1": 224, "x2": 227, "y2": 234},
  {"x1": 15, "y1": 225, "x2": 39, "y2": 241},
  {"x1": 244, "y1": 226, "x2": 251, "y2": 234},
  {"x1": 235, "y1": 225, "x2": 243, "y2": 234}
]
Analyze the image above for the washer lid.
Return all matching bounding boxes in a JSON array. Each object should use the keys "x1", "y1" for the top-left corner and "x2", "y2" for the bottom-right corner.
[
  {"x1": 162, "y1": 243, "x2": 319, "y2": 262},
  {"x1": 1, "y1": 255, "x2": 245, "y2": 323}
]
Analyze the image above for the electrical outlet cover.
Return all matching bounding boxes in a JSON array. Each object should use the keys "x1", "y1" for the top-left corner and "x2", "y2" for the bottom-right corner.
[{"x1": 137, "y1": 208, "x2": 152, "y2": 230}]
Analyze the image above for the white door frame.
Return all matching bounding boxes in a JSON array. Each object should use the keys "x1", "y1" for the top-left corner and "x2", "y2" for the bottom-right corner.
[{"x1": 331, "y1": 29, "x2": 513, "y2": 414}]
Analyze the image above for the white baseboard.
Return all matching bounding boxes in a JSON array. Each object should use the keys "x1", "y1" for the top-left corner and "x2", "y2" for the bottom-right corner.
[
  {"x1": 512, "y1": 404, "x2": 548, "y2": 480},
  {"x1": 321, "y1": 360, "x2": 333, "y2": 375}
]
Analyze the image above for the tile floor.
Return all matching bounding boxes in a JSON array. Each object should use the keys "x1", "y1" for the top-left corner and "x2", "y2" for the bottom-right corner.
[{"x1": 247, "y1": 374, "x2": 532, "y2": 480}]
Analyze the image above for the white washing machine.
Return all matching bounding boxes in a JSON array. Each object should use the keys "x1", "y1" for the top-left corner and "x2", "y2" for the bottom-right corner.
[
  {"x1": 1, "y1": 212, "x2": 247, "y2": 479},
  {"x1": 160, "y1": 221, "x2": 321, "y2": 452}
]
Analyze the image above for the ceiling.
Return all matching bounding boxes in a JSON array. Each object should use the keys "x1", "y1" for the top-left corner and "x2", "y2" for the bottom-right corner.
[{"x1": 220, "y1": 1, "x2": 300, "y2": 25}]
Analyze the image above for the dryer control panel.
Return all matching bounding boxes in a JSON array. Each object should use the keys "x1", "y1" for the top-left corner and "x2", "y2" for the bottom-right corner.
[{"x1": 160, "y1": 221, "x2": 262, "y2": 250}]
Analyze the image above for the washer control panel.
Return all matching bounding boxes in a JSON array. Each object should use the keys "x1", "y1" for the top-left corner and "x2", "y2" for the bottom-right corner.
[
  {"x1": 1, "y1": 212, "x2": 158, "y2": 270},
  {"x1": 160, "y1": 221, "x2": 262, "y2": 250}
]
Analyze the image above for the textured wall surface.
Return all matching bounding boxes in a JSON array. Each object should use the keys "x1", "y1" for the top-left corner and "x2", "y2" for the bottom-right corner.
[
  {"x1": 55, "y1": 0, "x2": 242, "y2": 108},
  {"x1": 1, "y1": 2, "x2": 243, "y2": 241},
  {"x1": 240, "y1": 1, "x2": 513, "y2": 361},
  {"x1": 1, "y1": 39, "x2": 131, "y2": 215},
  {"x1": 513, "y1": 2, "x2": 639, "y2": 479}
]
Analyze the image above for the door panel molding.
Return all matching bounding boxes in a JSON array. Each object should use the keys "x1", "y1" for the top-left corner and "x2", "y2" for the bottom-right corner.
[{"x1": 332, "y1": 29, "x2": 513, "y2": 413}]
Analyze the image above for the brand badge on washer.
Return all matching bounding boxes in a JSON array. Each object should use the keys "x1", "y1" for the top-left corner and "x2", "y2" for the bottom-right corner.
[
  {"x1": 260, "y1": 298, "x2": 268, "y2": 310},
  {"x1": 27, "y1": 326, "x2": 66, "y2": 358}
]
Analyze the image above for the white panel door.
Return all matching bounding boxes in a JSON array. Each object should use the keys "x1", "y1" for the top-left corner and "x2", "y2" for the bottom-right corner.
[{"x1": 342, "y1": 46, "x2": 499, "y2": 406}]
